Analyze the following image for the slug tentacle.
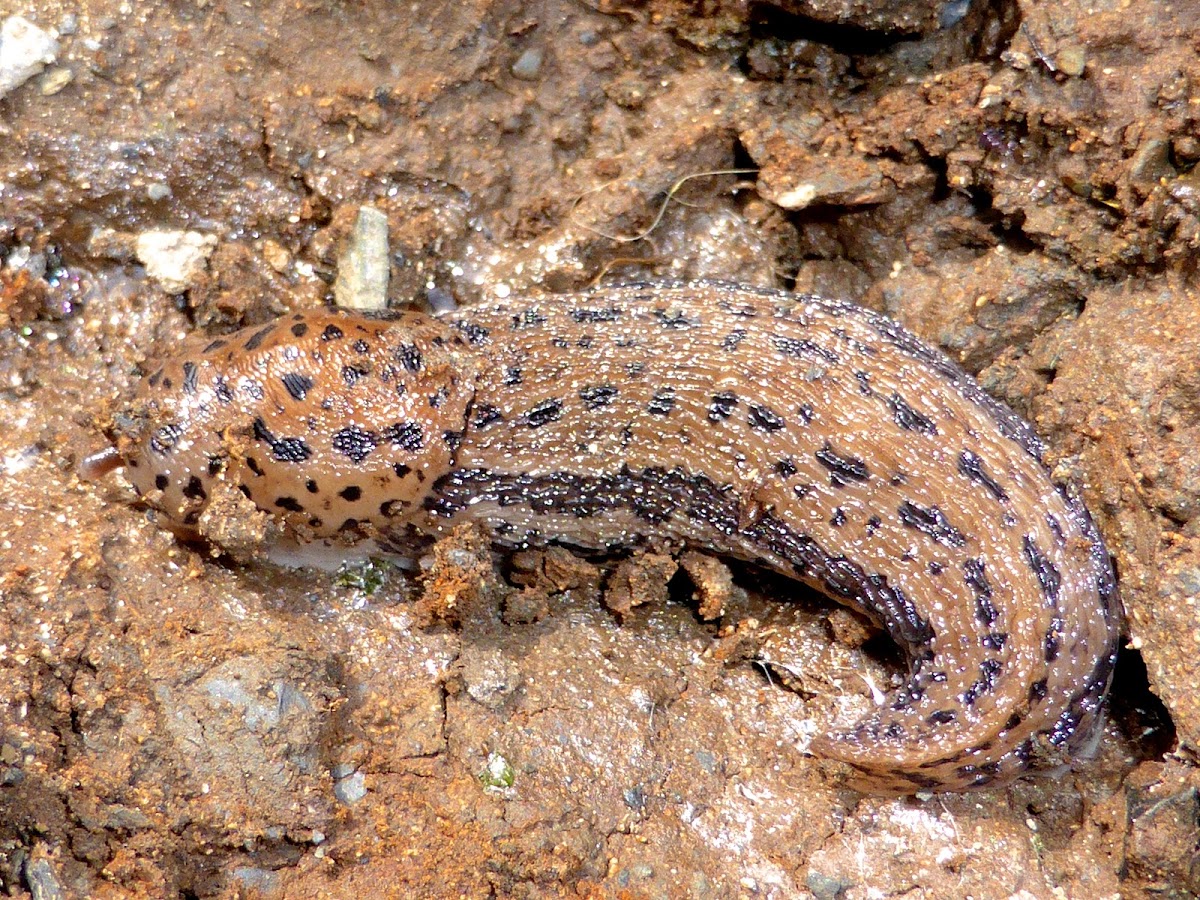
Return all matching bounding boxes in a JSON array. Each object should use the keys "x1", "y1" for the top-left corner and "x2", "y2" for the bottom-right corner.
[{"x1": 99, "y1": 281, "x2": 1121, "y2": 793}]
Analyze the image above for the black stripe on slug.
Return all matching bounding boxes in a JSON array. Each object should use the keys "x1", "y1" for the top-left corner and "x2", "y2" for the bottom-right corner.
[
  {"x1": 443, "y1": 430, "x2": 464, "y2": 450},
  {"x1": 276, "y1": 496, "x2": 305, "y2": 513},
  {"x1": 511, "y1": 309, "x2": 548, "y2": 329},
  {"x1": 182, "y1": 476, "x2": 206, "y2": 500},
  {"x1": 721, "y1": 329, "x2": 747, "y2": 351},
  {"x1": 580, "y1": 386, "x2": 618, "y2": 410},
  {"x1": 243, "y1": 325, "x2": 275, "y2": 351},
  {"x1": 1044, "y1": 616, "x2": 1064, "y2": 662},
  {"x1": 654, "y1": 309, "x2": 694, "y2": 328},
  {"x1": 1028, "y1": 679, "x2": 1048, "y2": 703},
  {"x1": 524, "y1": 399, "x2": 563, "y2": 428},
  {"x1": 383, "y1": 421, "x2": 424, "y2": 452},
  {"x1": 957, "y1": 450, "x2": 1009, "y2": 501},
  {"x1": 889, "y1": 393, "x2": 937, "y2": 436},
  {"x1": 981, "y1": 632, "x2": 1008, "y2": 650},
  {"x1": 855, "y1": 371, "x2": 872, "y2": 395},
  {"x1": 214, "y1": 377, "x2": 233, "y2": 404},
  {"x1": 150, "y1": 424, "x2": 182, "y2": 455},
  {"x1": 898, "y1": 501, "x2": 965, "y2": 548},
  {"x1": 570, "y1": 307, "x2": 622, "y2": 323},
  {"x1": 830, "y1": 507, "x2": 846, "y2": 527},
  {"x1": 708, "y1": 392, "x2": 738, "y2": 422},
  {"x1": 182, "y1": 362, "x2": 199, "y2": 395},
  {"x1": 1022, "y1": 535, "x2": 1061, "y2": 605},
  {"x1": 958, "y1": 659, "x2": 1003, "y2": 707},
  {"x1": 281, "y1": 372, "x2": 313, "y2": 401},
  {"x1": 455, "y1": 321, "x2": 491, "y2": 344},
  {"x1": 648, "y1": 389, "x2": 676, "y2": 416},
  {"x1": 331, "y1": 425, "x2": 379, "y2": 463},
  {"x1": 473, "y1": 403, "x2": 504, "y2": 428},
  {"x1": 774, "y1": 458, "x2": 797, "y2": 478},
  {"x1": 253, "y1": 417, "x2": 314, "y2": 462},
  {"x1": 815, "y1": 445, "x2": 870, "y2": 486},
  {"x1": 927, "y1": 710, "x2": 956, "y2": 725},
  {"x1": 963, "y1": 557, "x2": 999, "y2": 624},
  {"x1": 202, "y1": 338, "x2": 228, "y2": 354},
  {"x1": 769, "y1": 334, "x2": 839, "y2": 363},
  {"x1": 748, "y1": 404, "x2": 786, "y2": 432}
]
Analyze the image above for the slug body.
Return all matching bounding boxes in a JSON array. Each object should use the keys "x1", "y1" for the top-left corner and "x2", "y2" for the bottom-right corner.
[{"x1": 105, "y1": 282, "x2": 1120, "y2": 792}]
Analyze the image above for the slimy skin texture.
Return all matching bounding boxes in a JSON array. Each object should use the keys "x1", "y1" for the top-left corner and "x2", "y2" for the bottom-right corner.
[{"x1": 102, "y1": 282, "x2": 1121, "y2": 793}]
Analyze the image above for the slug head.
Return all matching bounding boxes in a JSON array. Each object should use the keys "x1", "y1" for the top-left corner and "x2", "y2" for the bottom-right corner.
[{"x1": 102, "y1": 311, "x2": 477, "y2": 542}]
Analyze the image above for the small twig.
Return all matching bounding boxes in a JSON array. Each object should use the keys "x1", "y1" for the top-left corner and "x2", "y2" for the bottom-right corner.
[{"x1": 572, "y1": 168, "x2": 760, "y2": 244}]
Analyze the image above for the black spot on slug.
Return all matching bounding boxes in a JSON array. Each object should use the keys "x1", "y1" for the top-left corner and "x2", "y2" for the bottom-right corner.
[
  {"x1": 708, "y1": 392, "x2": 738, "y2": 422},
  {"x1": 770, "y1": 334, "x2": 839, "y2": 363},
  {"x1": 455, "y1": 321, "x2": 491, "y2": 345},
  {"x1": 339, "y1": 485, "x2": 362, "y2": 502},
  {"x1": 774, "y1": 458, "x2": 797, "y2": 478},
  {"x1": 927, "y1": 710, "x2": 956, "y2": 725},
  {"x1": 322, "y1": 323, "x2": 344, "y2": 342},
  {"x1": 1029, "y1": 679, "x2": 1048, "y2": 703},
  {"x1": 443, "y1": 430, "x2": 464, "y2": 450},
  {"x1": 275, "y1": 496, "x2": 304, "y2": 513},
  {"x1": 332, "y1": 425, "x2": 379, "y2": 463},
  {"x1": 214, "y1": 378, "x2": 233, "y2": 404},
  {"x1": 306, "y1": 479, "x2": 319, "y2": 493},
  {"x1": 503, "y1": 366, "x2": 523, "y2": 386},
  {"x1": 830, "y1": 507, "x2": 846, "y2": 527},
  {"x1": 342, "y1": 365, "x2": 369, "y2": 386},
  {"x1": 395, "y1": 343, "x2": 422, "y2": 372},
  {"x1": 182, "y1": 476, "x2": 206, "y2": 500},
  {"x1": 291, "y1": 322, "x2": 309, "y2": 337},
  {"x1": 748, "y1": 403, "x2": 786, "y2": 432},
  {"x1": 393, "y1": 463, "x2": 412, "y2": 478},
  {"x1": 154, "y1": 474, "x2": 169, "y2": 491},
  {"x1": 383, "y1": 421, "x2": 424, "y2": 453},
  {"x1": 580, "y1": 385, "x2": 618, "y2": 410},
  {"x1": 648, "y1": 389, "x2": 675, "y2": 416}
]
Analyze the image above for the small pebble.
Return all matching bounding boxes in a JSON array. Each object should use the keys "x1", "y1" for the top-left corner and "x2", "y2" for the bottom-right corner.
[
  {"x1": 511, "y1": 47, "x2": 543, "y2": 80},
  {"x1": 333, "y1": 771, "x2": 367, "y2": 805}
]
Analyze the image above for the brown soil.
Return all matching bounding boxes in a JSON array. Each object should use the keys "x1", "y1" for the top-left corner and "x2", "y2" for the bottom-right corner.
[{"x1": 1, "y1": 0, "x2": 1199, "y2": 897}]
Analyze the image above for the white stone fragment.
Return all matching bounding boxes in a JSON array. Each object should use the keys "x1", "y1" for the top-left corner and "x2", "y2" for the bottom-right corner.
[
  {"x1": 134, "y1": 229, "x2": 218, "y2": 294},
  {"x1": 334, "y1": 206, "x2": 390, "y2": 311},
  {"x1": 0, "y1": 17, "x2": 59, "y2": 100}
]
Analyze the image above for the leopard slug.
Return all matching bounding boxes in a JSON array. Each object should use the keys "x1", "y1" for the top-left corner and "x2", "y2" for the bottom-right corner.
[{"x1": 88, "y1": 281, "x2": 1121, "y2": 793}]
